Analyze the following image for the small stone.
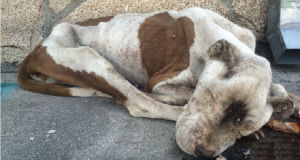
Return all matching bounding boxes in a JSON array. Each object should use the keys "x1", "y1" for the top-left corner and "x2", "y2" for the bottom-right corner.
[
  {"x1": 216, "y1": 155, "x2": 227, "y2": 160},
  {"x1": 243, "y1": 149, "x2": 250, "y2": 156},
  {"x1": 48, "y1": 130, "x2": 56, "y2": 134}
]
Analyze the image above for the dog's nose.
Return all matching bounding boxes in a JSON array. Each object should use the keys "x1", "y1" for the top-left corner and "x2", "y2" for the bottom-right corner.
[{"x1": 195, "y1": 145, "x2": 215, "y2": 158}]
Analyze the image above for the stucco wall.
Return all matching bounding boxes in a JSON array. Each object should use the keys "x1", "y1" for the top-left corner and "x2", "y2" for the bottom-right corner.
[{"x1": 1, "y1": 0, "x2": 269, "y2": 64}]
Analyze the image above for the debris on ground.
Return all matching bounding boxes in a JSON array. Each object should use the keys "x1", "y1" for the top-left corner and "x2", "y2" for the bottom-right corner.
[{"x1": 216, "y1": 155, "x2": 227, "y2": 160}]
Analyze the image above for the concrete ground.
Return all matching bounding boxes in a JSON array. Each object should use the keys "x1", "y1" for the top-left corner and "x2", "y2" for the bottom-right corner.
[{"x1": 1, "y1": 43, "x2": 300, "y2": 160}]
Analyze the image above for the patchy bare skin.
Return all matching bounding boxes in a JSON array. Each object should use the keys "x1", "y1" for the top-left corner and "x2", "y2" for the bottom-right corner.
[{"x1": 18, "y1": 7, "x2": 297, "y2": 158}]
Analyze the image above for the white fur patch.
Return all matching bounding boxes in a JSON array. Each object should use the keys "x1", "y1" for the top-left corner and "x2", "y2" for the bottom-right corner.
[
  {"x1": 30, "y1": 74, "x2": 57, "y2": 83},
  {"x1": 92, "y1": 14, "x2": 153, "y2": 86},
  {"x1": 70, "y1": 88, "x2": 111, "y2": 98}
]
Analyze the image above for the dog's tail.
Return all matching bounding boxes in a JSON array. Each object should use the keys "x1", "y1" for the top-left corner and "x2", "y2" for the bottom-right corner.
[{"x1": 18, "y1": 44, "x2": 72, "y2": 96}]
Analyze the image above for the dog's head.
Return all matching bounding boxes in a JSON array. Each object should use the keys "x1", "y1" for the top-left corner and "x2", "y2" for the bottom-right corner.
[{"x1": 176, "y1": 40, "x2": 294, "y2": 158}]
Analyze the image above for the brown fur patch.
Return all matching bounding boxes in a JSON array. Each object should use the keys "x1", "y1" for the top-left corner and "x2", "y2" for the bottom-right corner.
[
  {"x1": 138, "y1": 12, "x2": 195, "y2": 92},
  {"x1": 18, "y1": 43, "x2": 72, "y2": 96},
  {"x1": 143, "y1": 72, "x2": 183, "y2": 92},
  {"x1": 75, "y1": 16, "x2": 114, "y2": 26},
  {"x1": 19, "y1": 46, "x2": 128, "y2": 103}
]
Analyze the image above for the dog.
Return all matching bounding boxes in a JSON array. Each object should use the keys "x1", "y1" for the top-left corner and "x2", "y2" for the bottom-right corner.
[{"x1": 18, "y1": 7, "x2": 298, "y2": 158}]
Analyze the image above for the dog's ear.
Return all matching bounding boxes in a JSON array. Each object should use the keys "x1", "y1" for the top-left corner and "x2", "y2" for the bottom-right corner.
[{"x1": 267, "y1": 84, "x2": 295, "y2": 119}]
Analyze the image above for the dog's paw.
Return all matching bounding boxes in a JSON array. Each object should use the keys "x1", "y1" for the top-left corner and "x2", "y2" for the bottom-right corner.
[
  {"x1": 208, "y1": 39, "x2": 235, "y2": 68},
  {"x1": 208, "y1": 40, "x2": 226, "y2": 57},
  {"x1": 288, "y1": 93, "x2": 300, "y2": 118},
  {"x1": 268, "y1": 84, "x2": 295, "y2": 119},
  {"x1": 248, "y1": 129, "x2": 265, "y2": 140}
]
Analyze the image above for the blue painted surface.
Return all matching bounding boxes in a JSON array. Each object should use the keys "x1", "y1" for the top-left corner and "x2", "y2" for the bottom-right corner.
[{"x1": 1, "y1": 82, "x2": 20, "y2": 99}]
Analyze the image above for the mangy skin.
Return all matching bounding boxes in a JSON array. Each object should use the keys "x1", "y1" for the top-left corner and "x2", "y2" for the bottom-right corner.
[
  {"x1": 18, "y1": 8, "x2": 296, "y2": 158},
  {"x1": 176, "y1": 42, "x2": 274, "y2": 157}
]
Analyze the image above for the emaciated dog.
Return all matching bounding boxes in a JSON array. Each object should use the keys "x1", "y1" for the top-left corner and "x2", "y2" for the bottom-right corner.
[{"x1": 18, "y1": 8, "x2": 299, "y2": 158}]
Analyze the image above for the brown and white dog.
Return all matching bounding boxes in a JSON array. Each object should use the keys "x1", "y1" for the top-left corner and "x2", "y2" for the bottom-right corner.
[{"x1": 18, "y1": 8, "x2": 298, "y2": 158}]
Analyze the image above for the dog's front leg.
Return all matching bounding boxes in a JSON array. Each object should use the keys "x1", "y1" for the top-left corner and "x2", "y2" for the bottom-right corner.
[{"x1": 144, "y1": 93, "x2": 189, "y2": 106}]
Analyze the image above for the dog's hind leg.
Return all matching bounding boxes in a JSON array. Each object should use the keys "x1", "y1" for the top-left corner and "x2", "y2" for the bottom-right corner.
[
  {"x1": 26, "y1": 67, "x2": 111, "y2": 98},
  {"x1": 24, "y1": 45, "x2": 187, "y2": 105},
  {"x1": 19, "y1": 45, "x2": 183, "y2": 121}
]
